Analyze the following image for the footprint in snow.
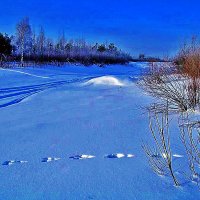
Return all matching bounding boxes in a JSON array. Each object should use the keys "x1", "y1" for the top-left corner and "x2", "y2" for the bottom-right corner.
[
  {"x1": 162, "y1": 153, "x2": 184, "y2": 159},
  {"x1": 42, "y1": 157, "x2": 61, "y2": 162},
  {"x1": 105, "y1": 153, "x2": 135, "y2": 159},
  {"x1": 2, "y1": 160, "x2": 28, "y2": 166},
  {"x1": 173, "y1": 154, "x2": 184, "y2": 158},
  {"x1": 151, "y1": 153, "x2": 184, "y2": 159},
  {"x1": 69, "y1": 155, "x2": 95, "y2": 160}
]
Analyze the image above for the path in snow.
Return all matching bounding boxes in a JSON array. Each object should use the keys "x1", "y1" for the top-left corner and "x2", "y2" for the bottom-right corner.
[
  {"x1": 0, "y1": 76, "x2": 96, "y2": 108},
  {"x1": 0, "y1": 68, "x2": 50, "y2": 79},
  {"x1": 0, "y1": 75, "x2": 134, "y2": 109},
  {"x1": 1, "y1": 153, "x2": 184, "y2": 166}
]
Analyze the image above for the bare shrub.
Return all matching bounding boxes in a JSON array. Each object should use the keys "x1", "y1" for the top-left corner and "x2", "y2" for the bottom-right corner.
[
  {"x1": 142, "y1": 107, "x2": 180, "y2": 186},
  {"x1": 179, "y1": 115, "x2": 200, "y2": 185},
  {"x1": 176, "y1": 37, "x2": 200, "y2": 78},
  {"x1": 141, "y1": 38, "x2": 200, "y2": 188},
  {"x1": 176, "y1": 38, "x2": 200, "y2": 110},
  {"x1": 138, "y1": 62, "x2": 200, "y2": 112}
]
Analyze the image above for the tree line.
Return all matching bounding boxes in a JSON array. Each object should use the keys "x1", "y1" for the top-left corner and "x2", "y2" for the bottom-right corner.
[{"x1": 0, "y1": 17, "x2": 132, "y2": 66}]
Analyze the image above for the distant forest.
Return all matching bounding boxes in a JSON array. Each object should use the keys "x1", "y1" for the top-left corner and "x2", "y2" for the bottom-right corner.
[
  {"x1": 0, "y1": 17, "x2": 164, "y2": 67},
  {"x1": 0, "y1": 17, "x2": 134, "y2": 67}
]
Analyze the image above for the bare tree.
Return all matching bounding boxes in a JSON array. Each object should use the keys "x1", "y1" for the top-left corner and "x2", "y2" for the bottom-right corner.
[
  {"x1": 58, "y1": 32, "x2": 66, "y2": 54},
  {"x1": 31, "y1": 28, "x2": 37, "y2": 56},
  {"x1": 46, "y1": 38, "x2": 54, "y2": 58},
  {"x1": 16, "y1": 17, "x2": 32, "y2": 66},
  {"x1": 37, "y1": 27, "x2": 46, "y2": 56},
  {"x1": 142, "y1": 105, "x2": 180, "y2": 186}
]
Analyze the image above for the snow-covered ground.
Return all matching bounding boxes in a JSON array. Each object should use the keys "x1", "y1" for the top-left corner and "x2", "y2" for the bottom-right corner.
[{"x1": 0, "y1": 63, "x2": 198, "y2": 199}]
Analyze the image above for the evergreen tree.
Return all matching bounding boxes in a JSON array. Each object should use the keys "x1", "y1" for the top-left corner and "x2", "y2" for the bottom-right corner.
[
  {"x1": 97, "y1": 44, "x2": 106, "y2": 52},
  {"x1": 0, "y1": 33, "x2": 12, "y2": 65}
]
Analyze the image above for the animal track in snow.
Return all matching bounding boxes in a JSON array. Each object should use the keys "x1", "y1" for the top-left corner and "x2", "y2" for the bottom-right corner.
[
  {"x1": 69, "y1": 155, "x2": 95, "y2": 160},
  {"x1": 42, "y1": 157, "x2": 61, "y2": 162},
  {"x1": 172, "y1": 154, "x2": 184, "y2": 158},
  {"x1": 2, "y1": 160, "x2": 28, "y2": 166},
  {"x1": 151, "y1": 153, "x2": 184, "y2": 159},
  {"x1": 1, "y1": 153, "x2": 135, "y2": 166},
  {"x1": 104, "y1": 153, "x2": 135, "y2": 159}
]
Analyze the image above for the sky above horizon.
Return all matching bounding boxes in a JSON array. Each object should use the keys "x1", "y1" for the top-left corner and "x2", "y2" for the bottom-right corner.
[{"x1": 0, "y1": 0, "x2": 200, "y2": 57}]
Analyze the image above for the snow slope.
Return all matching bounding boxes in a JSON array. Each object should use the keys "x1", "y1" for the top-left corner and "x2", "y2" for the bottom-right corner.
[{"x1": 0, "y1": 63, "x2": 198, "y2": 200}]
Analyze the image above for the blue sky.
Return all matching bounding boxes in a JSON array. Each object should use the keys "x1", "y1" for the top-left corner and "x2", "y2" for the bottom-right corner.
[{"x1": 0, "y1": 0, "x2": 199, "y2": 57}]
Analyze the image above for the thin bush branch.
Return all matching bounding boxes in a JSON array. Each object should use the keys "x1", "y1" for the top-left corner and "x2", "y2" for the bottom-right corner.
[
  {"x1": 143, "y1": 105, "x2": 180, "y2": 186},
  {"x1": 138, "y1": 62, "x2": 200, "y2": 112},
  {"x1": 179, "y1": 114, "x2": 200, "y2": 185}
]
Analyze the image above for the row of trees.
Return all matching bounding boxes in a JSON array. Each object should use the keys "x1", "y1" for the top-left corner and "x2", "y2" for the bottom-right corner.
[{"x1": 0, "y1": 17, "x2": 131, "y2": 66}]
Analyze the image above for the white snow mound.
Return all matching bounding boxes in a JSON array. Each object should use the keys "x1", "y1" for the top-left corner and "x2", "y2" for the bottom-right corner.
[{"x1": 85, "y1": 76, "x2": 124, "y2": 86}]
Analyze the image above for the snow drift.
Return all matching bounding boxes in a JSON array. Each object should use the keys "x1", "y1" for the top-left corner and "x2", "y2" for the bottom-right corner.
[{"x1": 84, "y1": 76, "x2": 124, "y2": 86}]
